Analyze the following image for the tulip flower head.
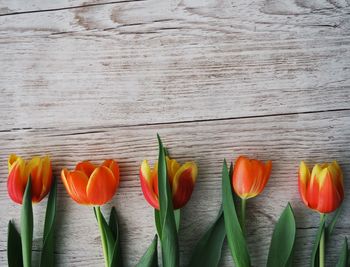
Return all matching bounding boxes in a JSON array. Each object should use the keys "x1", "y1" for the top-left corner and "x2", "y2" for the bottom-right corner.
[
  {"x1": 61, "y1": 159, "x2": 120, "y2": 205},
  {"x1": 298, "y1": 161, "x2": 344, "y2": 213},
  {"x1": 140, "y1": 156, "x2": 198, "y2": 210},
  {"x1": 7, "y1": 154, "x2": 53, "y2": 204},
  {"x1": 232, "y1": 156, "x2": 272, "y2": 199}
]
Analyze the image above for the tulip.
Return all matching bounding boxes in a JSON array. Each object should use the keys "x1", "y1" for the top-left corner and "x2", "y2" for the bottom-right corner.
[
  {"x1": 298, "y1": 161, "x2": 344, "y2": 267},
  {"x1": 140, "y1": 156, "x2": 198, "y2": 210},
  {"x1": 231, "y1": 156, "x2": 272, "y2": 234},
  {"x1": 7, "y1": 154, "x2": 53, "y2": 204},
  {"x1": 61, "y1": 159, "x2": 120, "y2": 205},
  {"x1": 232, "y1": 156, "x2": 272, "y2": 199},
  {"x1": 298, "y1": 161, "x2": 344, "y2": 214}
]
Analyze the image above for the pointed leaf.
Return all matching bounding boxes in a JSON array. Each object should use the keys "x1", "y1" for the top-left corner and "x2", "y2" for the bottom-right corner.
[
  {"x1": 174, "y1": 209, "x2": 181, "y2": 233},
  {"x1": 154, "y1": 209, "x2": 162, "y2": 239},
  {"x1": 157, "y1": 134, "x2": 179, "y2": 267},
  {"x1": 136, "y1": 235, "x2": 158, "y2": 267},
  {"x1": 109, "y1": 207, "x2": 118, "y2": 240},
  {"x1": 95, "y1": 207, "x2": 123, "y2": 267},
  {"x1": 267, "y1": 203, "x2": 296, "y2": 267},
  {"x1": 108, "y1": 207, "x2": 123, "y2": 267},
  {"x1": 40, "y1": 178, "x2": 57, "y2": 267},
  {"x1": 188, "y1": 208, "x2": 225, "y2": 267},
  {"x1": 21, "y1": 177, "x2": 33, "y2": 267},
  {"x1": 311, "y1": 215, "x2": 326, "y2": 267},
  {"x1": 326, "y1": 206, "x2": 342, "y2": 240},
  {"x1": 222, "y1": 159, "x2": 250, "y2": 267},
  {"x1": 8, "y1": 221, "x2": 23, "y2": 267},
  {"x1": 336, "y1": 237, "x2": 348, "y2": 267}
]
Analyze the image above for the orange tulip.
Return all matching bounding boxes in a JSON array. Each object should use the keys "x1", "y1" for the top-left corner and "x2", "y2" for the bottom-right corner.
[
  {"x1": 61, "y1": 159, "x2": 120, "y2": 205},
  {"x1": 298, "y1": 161, "x2": 344, "y2": 213},
  {"x1": 7, "y1": 154, "x2": 53, "y2": 204},
  {"x1": 232, "y1": 156, "x2": 272, "y2": 199},
  {"x1": 140, "y1": 156, "x2": 198, "y2": 210}
]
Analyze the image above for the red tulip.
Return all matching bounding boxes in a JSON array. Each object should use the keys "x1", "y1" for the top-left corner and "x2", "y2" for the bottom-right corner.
[
  {"x1": 7, "y1": 154, "x2": 53, "y2": 204},
  {"x1": 61, "y1": 159, "x2": 120, "y2": 205},
  {"x1": 232, "y1": 156, "x2": 272, "y2": 199},
  {"x1": 140, "y1": 156, "x2": 198, "y2": 209},
  {"x1": 298, "y1": 161, "x2": 343, "y2": 213}
]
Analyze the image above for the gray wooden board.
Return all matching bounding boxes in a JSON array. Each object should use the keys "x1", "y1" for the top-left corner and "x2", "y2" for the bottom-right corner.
[{"x1": 0, "y1": 0, "x2": 350, "y2": 266}]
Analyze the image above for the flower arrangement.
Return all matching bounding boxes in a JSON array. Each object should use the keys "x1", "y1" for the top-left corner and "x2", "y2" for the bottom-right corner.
[{"x1": 6, "y1": 135, "x2": 348, "y2": 267}]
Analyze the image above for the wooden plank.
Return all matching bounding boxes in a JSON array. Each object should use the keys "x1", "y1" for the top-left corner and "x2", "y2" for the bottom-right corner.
[
  {"x1": 0, "y1": 0, "x2": 122, "y2": 15},
  {"x1": 0, "y1": 0, "x2": 349, "y2": 18},
  {"x1": 0, "y1": 0, "x2": 349, "y2": 131},
  {"x1": 0, "y1": 110, "x2": 349, "y2": 266}
]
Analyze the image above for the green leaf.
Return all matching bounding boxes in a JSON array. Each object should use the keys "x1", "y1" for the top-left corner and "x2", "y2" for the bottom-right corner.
[
  {"x1": 108, "y1": 207, "x2": 118, "y2": 240},
  {"x1": 108, "y1": 207, "x2": 123, "y2": 267},
  {"x1": 174, "y1": 209, "x2": 181, "y2": 233},
  {"x1": 311, "y1": 214, "x2": 326, "y2": 267},
  {"x1": 222, "y1": 159, "x2": 250, "y2": 267},
  {"x1": 136, "y1": 235, "x2": 158, "y2": 267},
  {"x1": 21, "y1": 177, "x2": 33, "y2": 267},
  {"x1": 228, "y1": 162, "x2": 240, "y2": 209},
  {"x1": 154, "y1": 209, "x2": 162, "y2": 239},
  {"x1": 94, "y1": 207, "x2": 123, "y2": 267},
  {"x1": 336, "y1": 237, "x2": 348, "y2": 267},
  {"x1": 157, "y1": 134, "x2": 179, "y2": 267},
  {"x1": 326, "y1": 206, "x2": 342, "y2": 240},
  {"x1": 40, "y1": 178, "x2": 57, "y2": 267},
  {"x1": 267, "y1": 203, "x2": 296, "y2": 267},
  {"x1": 188, "y1": 208, "x2": 226, "y2": 267},
  {"x1": 8, "y1": 221, "x2": 23, "y2": 267}
]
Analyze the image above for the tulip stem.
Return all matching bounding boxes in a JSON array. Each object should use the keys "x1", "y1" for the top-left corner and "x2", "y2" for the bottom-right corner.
[
  {"x1": 95, "y1": 206, "x2": 109, "y2": 267},
  {"x1": 319, "y1": 213, "x2": 325, "y2": 267},
  {"x1": 241, "y1": 198, "x2": 247, "y2": 235}
]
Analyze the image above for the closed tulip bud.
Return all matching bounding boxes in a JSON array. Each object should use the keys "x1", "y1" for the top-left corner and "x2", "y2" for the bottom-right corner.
[
  {"x1": 232, "y1": 156, "x2": 272, "y2": 199},
  {"x1": 140, "y1": 156, "x2": 198, "y2": 210},
  {"x1": 7, "y1": 154, "x2": 53, "y2": 204},
  {"x1": 61, "y1": 159, "x2": 120, "y2": 205},
  {"x1": 298, "y1": 161, "x2": 344, "y2": 213}
]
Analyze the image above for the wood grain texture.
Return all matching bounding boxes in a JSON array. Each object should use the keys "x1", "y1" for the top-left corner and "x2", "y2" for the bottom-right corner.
[
  {"x1": 0, "y1": 0, "x2": 349, "y2": 131},
  {"x1": 0, "y1": 0, "x2": 349, "y2": 266},
  {"x1": 1, "y1": 110, "x2": 350, "y2": 266}
]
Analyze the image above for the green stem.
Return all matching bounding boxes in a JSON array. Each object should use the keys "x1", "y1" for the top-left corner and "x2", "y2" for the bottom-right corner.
[
  {"x1": 320, "y1": 213, "x2": 325, "y2": 267},
  {"x1": 21, "y1": 178, "x2": 33, "y2": 267},
  {"x1": 95, "y1": 207, "x2": 109, "y2": 267},
  {"x1": 241, "y1": 198, "x2": 247, "y2": 235}
]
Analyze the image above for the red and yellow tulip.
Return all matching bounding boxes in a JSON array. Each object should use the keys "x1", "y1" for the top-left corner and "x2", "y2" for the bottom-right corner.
[
  {"x1": 232, "y1": 156, "x2": 272, "y2": 199},
  {"x1": 298, "y1": 161, "x2": 344, "y2": 213},
  {"x1": 140, "y1": 156, "x2": 198, "y2": 209},
  {"x1": 61, "y1": 159, "x2": 120, "y2": 205},
  {"x1": 7, "y1": 154, "x2": 53, "y2": 204}
]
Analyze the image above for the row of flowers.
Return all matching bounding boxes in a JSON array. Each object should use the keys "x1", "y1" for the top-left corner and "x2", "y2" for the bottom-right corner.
[{"x1": 6, "y1": 135, "x2": 347, "y2": 267}]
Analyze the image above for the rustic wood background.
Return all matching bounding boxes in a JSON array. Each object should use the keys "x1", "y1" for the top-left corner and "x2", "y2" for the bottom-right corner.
[{"x1": 0, "y1": 0, "x2": 349, "y2": 266}]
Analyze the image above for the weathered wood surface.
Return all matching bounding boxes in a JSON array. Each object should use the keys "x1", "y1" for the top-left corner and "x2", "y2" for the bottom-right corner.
[{"x1": 0, "y1": 0, "x2": 349, "y2": 266}]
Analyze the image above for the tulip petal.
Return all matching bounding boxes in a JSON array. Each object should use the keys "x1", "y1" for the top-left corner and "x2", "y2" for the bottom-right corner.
[
  {"x1": 76, "y1": 161, "x2": 96, "y2": 177},
  {"x1": 140, "y1": 160, "x2": 159, "y2": 209},
  {"x1": 172, "y1": 162, "x2": 197, "y2": 209},
  {"x1": 233, "y1": 156, "x2": 258, "y2": 198},
  {"x1": 102, "y1": 159, "x2": 120, "y2": 188},
  {"x1": 38, "y1": 156, "x2": 52, "y2": 201},
  {"x1": 86, "y1": 166, "x2": 117, "y2": 205},
  {"x1": 65, "y1": 170, "x2": 89, "y2": 204},
  {"x1": 8, "y1": 160, "x2": 26, "y2": 204},
  {"x1": 317, "y1": 171, "x2": 342, "y2": 213},
  {"x1": 8, "y1": 154, "x2": 19, "y2": 172},
  {"x1": 166, "y1": 157, "x2": 180, "y2": 184},
  {"x1": 61, "y1": 169, "x2": 73, "y2": 200},
  {"x1": 298, "y1": 161, "x2": 310, "y2": 206},
  {"x1": 25, "y1": 157, "x2": 43, "y2": 202}
]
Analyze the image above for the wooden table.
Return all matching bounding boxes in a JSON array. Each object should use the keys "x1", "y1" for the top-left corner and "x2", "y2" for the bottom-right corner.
[{"x1": 0, "y1": 0, "x2": 349, "y2": 266}]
